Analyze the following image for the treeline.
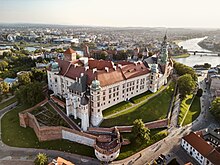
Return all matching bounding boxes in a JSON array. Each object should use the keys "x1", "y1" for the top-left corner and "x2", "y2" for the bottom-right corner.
[{"x1": 174, "y1": 61, "x2": 198, "y2": 98}]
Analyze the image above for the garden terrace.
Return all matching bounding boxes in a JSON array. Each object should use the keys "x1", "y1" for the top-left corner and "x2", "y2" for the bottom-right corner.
[{"x1": 30, "y1": 103, "x2": 70, "y2": 128}]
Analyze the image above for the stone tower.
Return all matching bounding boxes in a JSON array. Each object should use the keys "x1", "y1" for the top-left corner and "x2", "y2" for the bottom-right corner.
[
  {"x1": 90, "y1": 79, "x2": 103, "y2": 126},
  {"x1": 149, "y1": 64, "x2": 159, "y2": 93},
  {"x1": 158, "y1": 34, "x2": 169, "y2": 73},
  {"x1": 63, "y1": 48, "x2": 77, "y2": 62},
  {"x1": 80, "y1": 94, "x2": 90, "y2": 131}
]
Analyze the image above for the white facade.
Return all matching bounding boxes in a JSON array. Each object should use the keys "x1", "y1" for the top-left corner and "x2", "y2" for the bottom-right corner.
[
  {"x1": 47, "y1": 37, "x2": 172, "y2": 131},
  {"x1": 62, "y1": 130, "x2": 95, "y2": 147},
  {"x1": 181, "y1": 139, "x2": 212, "y2": 165},
  {"x1": 94, "y1": 148, "x2": 120, "y2": 162}
]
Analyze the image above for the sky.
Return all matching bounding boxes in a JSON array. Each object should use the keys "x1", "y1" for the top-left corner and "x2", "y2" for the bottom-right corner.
[{"x1": 0, "y1": 0, "x2": 220, "y2": 28}]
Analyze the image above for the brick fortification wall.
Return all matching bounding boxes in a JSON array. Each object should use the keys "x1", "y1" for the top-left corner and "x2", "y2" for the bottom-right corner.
[{"x1": 19, "y1": 100, "x2": 96, "y2": 146}]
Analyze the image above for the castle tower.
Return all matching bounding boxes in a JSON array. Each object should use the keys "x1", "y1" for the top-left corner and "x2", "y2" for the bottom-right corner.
[
  {"x1": 142, "y1": 47, "x2": 149, "y2": 57},
  {"x1": 66, "y1": 95, "x2": 73, "y2": 117},
  {"x1": 149, "y1": 64, "x2": 159, "y2": 93},
  {"x1": 133, "y1": 47, "x2": 139, "y2": 60},
  {"x1": 84, "y1": 45, "x2": 90, "y2": 57},
  {"x1": 80, "y1": 94, "x2": 90, "y2": 131},
  {"x1": 90, "y1": 79, "x2": 103, "y2": 126},
  {"x1": 63, "y1": 48, "x2": 77, "y2": 61},
  {"x1": 158, "y1": 34, "x2": 169, "y2": 73}
]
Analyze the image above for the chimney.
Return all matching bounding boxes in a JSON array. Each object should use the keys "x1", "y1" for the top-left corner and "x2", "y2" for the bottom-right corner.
[
  {"x1": 105, "y1": 67, "x2": 109, "y2": 72},
  {"x1": 81, "y1": 73, "x2": 84, "y2": 77},
  {"x1": 76, "y1": 77, "x2": 78, "y2": 82},
  {"x1": 93, "y1": 68, "x2": 97, "y2": 73},
  {"x1": 134, "y1": 62, "x2": 137, "y2": 66},
  {"x1": 85, "y1": 66, "x2": 89, "y2": 71},
  {"x1": 118, "y1": 64, "x2": 122, "y2": 69},
  {"x1": 113, "y1": 65, "x2": 116, "y2": 70}
]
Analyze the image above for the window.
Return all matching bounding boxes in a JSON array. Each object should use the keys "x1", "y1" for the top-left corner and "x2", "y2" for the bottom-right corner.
[
  {"x1": 103, "y1": 96, "x2": 105, "y2": 101},
  {"x1": 98, "y1": 109, "x2": 100, "y2": 112},
  {"x1": 109, "y1": 88, "x2": 112, "y2": 93},
  {"x1": 97, "y1": 96, "x2": 100, "y2": 101},
  {"x1": 97, "y1": 102, "x2": 100, "y2": 107},
  {"x1": 109, "y1": 94, "x2": 111, "y2": 99},
  {"x1": 55, "y1": 78, "x2": 57, "y2": 83},
  {"x1": 103, "y1": 91, "x2": 106, "y2": 95}
]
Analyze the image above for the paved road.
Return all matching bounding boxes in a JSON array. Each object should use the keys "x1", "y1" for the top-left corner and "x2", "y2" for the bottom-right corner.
[{"x1": 0, "y1": 103, "x2": 99, "y2": 165}]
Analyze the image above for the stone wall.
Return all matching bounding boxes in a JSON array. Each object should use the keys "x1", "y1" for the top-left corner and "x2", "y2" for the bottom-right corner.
[
  {"x1": 88, "y1": 119, "x2": 169, "y2": 133},
  {"x1": 19, "y1": 104, "x2": 96, "y2": 145}
]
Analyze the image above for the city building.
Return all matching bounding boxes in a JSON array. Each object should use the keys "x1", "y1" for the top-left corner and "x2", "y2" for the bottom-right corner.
[
  {"x1": 47, "y1": 35, "x2": 173, "y2": 131},
  {"x1": 181, "y1": 129, "x2": 220, "y2": 165}
]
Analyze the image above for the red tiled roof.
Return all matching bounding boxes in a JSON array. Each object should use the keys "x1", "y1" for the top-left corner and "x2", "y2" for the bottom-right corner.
[
  {"x1": 183, "y1": 132, "x2": 214, "y2": 157},
  {"x1": 206, "y1": 150, "x2": 220, "y2": 164},
  {"x1": 97, "y1": 68, "x2": 125, "y2": 87},
  {"x1": 56, "y1": 59, "x2": 150, "y2": 87},
  {"x1": 121, "y1": 62, "x2": 150, "y2": 79},
  {"x1": 183, "y1": 132, "x2": 220, "y2": 164},
  {"x1": 64, "y1": 48, "x2": 76, "y2": 54},
  {"x1": 88, "y1": 59, "x2": 113, "y2": 70}
]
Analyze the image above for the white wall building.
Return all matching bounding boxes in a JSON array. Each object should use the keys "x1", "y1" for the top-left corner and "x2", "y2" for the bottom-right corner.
[
  {"x1": 181, "y1": 131, "x2": 220, "y2": 165},
  {"x1": 47, "y1": 36, "x2": 173, "y2": 131}
]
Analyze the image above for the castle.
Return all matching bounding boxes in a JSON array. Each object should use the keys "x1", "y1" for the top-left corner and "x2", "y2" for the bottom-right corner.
[{"x1": 47, "y1": 35, "x2": 173, "y2": 131}]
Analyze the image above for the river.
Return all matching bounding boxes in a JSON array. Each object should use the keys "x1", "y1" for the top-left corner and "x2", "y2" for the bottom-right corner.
[{"x1": 175, "y1": 37, "x2": 220, "y2": 67}]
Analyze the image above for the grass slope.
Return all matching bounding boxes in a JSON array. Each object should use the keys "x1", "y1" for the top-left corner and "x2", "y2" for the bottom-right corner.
[
  {"x1": 102, "y1": 101, "x2": 132, "y2": 117},
  {"x1": 118, "y1": 129, "x2": 168, "y2": 160},
  {"x1": 101, "y1": 82, "x2": 175, "y2": 127},
  {"x1": 178, "y1": 94, "x2": 193, "y2": 125},
  {"x1": 183, "y1": 96, "x2": 201, "y2": 126},
  {"x1": 1, "y1": 105, "x2": 94, "y2": 157}
]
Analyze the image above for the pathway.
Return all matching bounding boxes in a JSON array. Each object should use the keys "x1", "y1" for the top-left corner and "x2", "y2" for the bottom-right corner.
[{"x1": 48, "y1": 100, "x2": 81, "y2": 131}]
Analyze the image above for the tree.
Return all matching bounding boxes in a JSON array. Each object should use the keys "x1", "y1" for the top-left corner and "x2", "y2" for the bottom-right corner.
[
  {"x1": 15, "y1": 81, "x2": 45, "y2": 106},
  {"x1": 34, "y1": 153, "x2": 48, "y2": 165},
  {"x1": 174, "y1": 62, "x2": 197, "y2": 81},
  {"x1": 31, "y1": 68, "x2": 47, "y2": 82},
  {"x1": 178, "y1": 74, "x2": 196, "y2": 98},
  {"x1": 18, "y1": 72, "x2": 32, "y2": 85},
  {"x1": 132, "y1": 119, "x2": 150, "y2": 145},
  {"x1": 0, "y1": 60, "x2": 9, "y2": 71},
  {"x1": 210, "y1": 97, "x2": 220, "y2": 120},
  {"x1": 196, "y1": 88, "x2": 203, "y2": 97},
  {"x1": 0, "y1": 82, "x2": 9, "y2": 94}
]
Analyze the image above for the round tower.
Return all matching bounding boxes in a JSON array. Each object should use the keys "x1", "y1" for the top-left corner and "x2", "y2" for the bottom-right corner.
[
  {"x1": 149, "y1": 64, "x2": 159, "y2": 93},
  {"x1": 90, "y1": 79, "x2": 103, "y2": 126},
  {"x1": 80, "y1": 94, "x2": 90, "y2": 131},
  {"x1": 94, "y1": 127, "x2": 122, "y2": 162}
]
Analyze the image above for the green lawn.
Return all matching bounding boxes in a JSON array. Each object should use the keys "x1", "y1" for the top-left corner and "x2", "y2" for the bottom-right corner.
[
  {"x1": 182, "y1": 96, "x2": 201, "y2": 126},
  {"x1": 0, "y1": 96, "x2": 17, "y2": 110},
  {"x1": 1, "y1": 105, "x2": 94, "y2": 157},
  {"x1": 172, "y1": 54, "x2": 190, "y2": 59},
  {"x1": 102, "y1": 101, "x2": 132, "y2": 117},
  {"x1": 100, "y1": 82, "x2": 175, "y2": 127},
  {"x1": 178, "y1": 94, "x2": 193, "y2": 125},
  {"x1": 118, "y1": 129, "x2": 168, "y2": 160},
  {"x1": 130, "y1": 85, "x2": 166, "y2": 104}
]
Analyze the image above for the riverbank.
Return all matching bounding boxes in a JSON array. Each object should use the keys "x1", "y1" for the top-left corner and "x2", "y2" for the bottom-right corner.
[{"x1": 175, "y1": 37, "x2": 220, "y2": 67}]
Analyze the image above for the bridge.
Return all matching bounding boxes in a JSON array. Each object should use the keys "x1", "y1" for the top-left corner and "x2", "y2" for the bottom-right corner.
[{"x1": 188, "y1": 50, "x2": 220, "y2": 57}]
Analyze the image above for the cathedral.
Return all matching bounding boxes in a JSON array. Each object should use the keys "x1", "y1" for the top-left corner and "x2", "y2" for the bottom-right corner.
[{"x1": 47, "y1": 35, "x2": 173, "y2": 131}]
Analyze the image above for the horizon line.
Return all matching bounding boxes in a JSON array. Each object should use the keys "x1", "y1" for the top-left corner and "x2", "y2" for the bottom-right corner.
[{"x1": 0, "y1": 22, "x2": 219, "y2": 30}]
